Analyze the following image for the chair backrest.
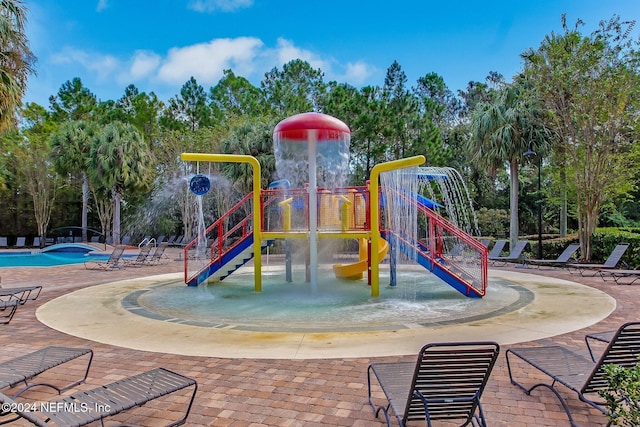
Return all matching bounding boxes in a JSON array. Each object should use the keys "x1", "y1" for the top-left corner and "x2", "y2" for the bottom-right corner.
[
  {"x1": 32, "y1": 237, "x2": 40, "y2": 247},
  {"x1": 603, "y1": 243, "x2": 630, "y2": 267},
  {"x1": 136, "y1": 244, "x2": 153, "y2": 260},
  {"x1": 0, "y1": 237, "x2": 7, "y2": 247},
  {"x1": 150, "y1": 242, "x2": 169, "y2": 259},
  {"x1": 583, "y1": 322, "x2": 640, "y2": 394},
  {"x1": 15, "y1": 237, "x2": 26, "y2": 247},
  {"x1": 108, "y1": 245, "x2": 126, "y2": 263},
  {"x1": 479, "y1": 239, "x2": 491, "y2": 248},
  {"x1": 404, "y1": 341, "x2": 500, "y2": 424},
  {"x1": 488, "y1": 240, "x2": 507, "y2": 258},
  {"x1": 506, "y1": 240, "x2": 529, "y2": 259},
  {"x1": 555, "y1": 243, "x2": 580, "y2": 262}
]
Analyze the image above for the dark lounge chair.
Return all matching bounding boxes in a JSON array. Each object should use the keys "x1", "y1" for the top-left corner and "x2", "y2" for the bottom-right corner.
[
  {"x1": 0, "y1": 285, "x2": 41, "y2": 324},
  {"x1": 0, "y1": 285, "x2": 42, "y2": 305},
  {"x1": 487, "y1": 239, "x2": 507, "y2": 259},
  {"x1": 123, "y1": 243, "x2": 153, "y2": 267},
  {"x1": 598, "y1": 267, "x2": 640, "y2": 285},
  {"x1": 566, "y1": 243, "x2": 629, "y2": 277},
  {"x1": 522, "y1": 243, "x2": 580, "y2": 269},
  {"x1": 0, "y1": 299, "x2": 19, "y2": 325},
  {"x1": 584, "y1": 329, "x2": 617, "y2": 362},
  {"x1": 84, "y1": 245, "x2": 126, "y2": 270},
  {"x1": 0, "y1": 346, "x2": 93, "y2": 399},
  {"x1": 489, "y1": 240, "x2": 528, "y2": 266},
  {"x1": 367, "y1": 341, "x2": 500, "y2": 427},
  {"x1": 170, "y1": 235, "x2": 184, "y2": 247},
  {"x1": 14, "y1": 237, "x2": 26, "y2": 248},
  {"x1": 0, "y1": 367, "x2": 197, "y2": 427},
  {"x1": 143, "y1": 242, "x2": 169, "y2": 265},
  {"x1": 506, "y1": 321, "x2": 640, "y2": 427}
]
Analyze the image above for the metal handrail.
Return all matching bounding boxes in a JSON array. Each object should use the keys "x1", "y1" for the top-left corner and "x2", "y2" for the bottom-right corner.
[
  {"x1": 382, "y1": 186, "x2": 487, "y2": 296},
  {"x1": 183, "y1": 192, "x2": 253, "y2": 284}
]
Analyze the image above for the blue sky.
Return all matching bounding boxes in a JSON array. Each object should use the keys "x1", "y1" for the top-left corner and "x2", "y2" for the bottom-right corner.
[{"x1": 25, "y1": 0, "x2": 639, "y2": 107}]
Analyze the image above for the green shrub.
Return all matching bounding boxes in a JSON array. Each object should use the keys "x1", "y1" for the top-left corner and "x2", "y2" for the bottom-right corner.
[
  {"x1": 599, "y1": 363, "x2": 640, "y2": 426},
  {"x1": 524, "y1": 234, "x2": 580, "y2": 260},
  {"x1": 519, "y1": 229, "x2": 640, "y2": 265},
  {"x1": 593, "y1": 229, "x2": 640, "y2": 267},
  {"x1": 476, "y1": 208, "x2": 509, "y2": 238}
]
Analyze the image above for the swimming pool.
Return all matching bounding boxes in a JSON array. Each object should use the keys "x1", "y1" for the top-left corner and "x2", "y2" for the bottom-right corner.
[{"x1": 0, "y1": 244, "x2": 111, "y2": 268}]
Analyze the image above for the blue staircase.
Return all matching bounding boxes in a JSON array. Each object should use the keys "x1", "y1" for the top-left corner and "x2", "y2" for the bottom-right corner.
[
  {"x1": 384, "y1": 232, "x2": 484, "y2": 298},
  {"x1": 186, "y1": 233, "x2": 272, "y2": 286}
]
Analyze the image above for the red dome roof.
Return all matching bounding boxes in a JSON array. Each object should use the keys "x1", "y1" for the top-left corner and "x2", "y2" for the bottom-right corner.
[{"x1": 274, "y1": 112, "x2": 350, "y2": 141}]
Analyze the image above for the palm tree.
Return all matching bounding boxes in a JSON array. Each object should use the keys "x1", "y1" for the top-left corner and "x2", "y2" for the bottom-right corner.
[
  {"x1": 0, "y1": 0, "x2": 36, "y2": 132},
  {"x1": 50, "y1": 120, "x2": 98, "y2": 242},
  {"x1": 470, "y1": 83, "x2": 549, "y2": 248},
  {"x1": 88, "y1": 122, "x2": 154, "y2": 245}
]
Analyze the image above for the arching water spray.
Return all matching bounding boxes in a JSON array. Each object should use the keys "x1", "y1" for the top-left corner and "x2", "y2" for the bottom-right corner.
[
  {"x1": 416, "y1": 167, "x2": 480, "y2": 236},
  {"x1": 382, "y1": 167, "x2": 479, "y2": 237},
  {"x1": 380, "y1": 166, "x2": 481, "y2": 298},
  {"x1": 380, "y1": 167, "x2": 421, "y2": 262}
]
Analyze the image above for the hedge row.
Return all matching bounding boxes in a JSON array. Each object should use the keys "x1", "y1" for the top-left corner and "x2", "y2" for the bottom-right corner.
[{"x1": 483, "y1": 228, "x2": 640, "y2": 267}]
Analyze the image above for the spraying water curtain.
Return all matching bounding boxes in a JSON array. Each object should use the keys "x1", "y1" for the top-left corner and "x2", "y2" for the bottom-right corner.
[{"x1": 381, "y1": 167, "x2": 480, "y2": 240}]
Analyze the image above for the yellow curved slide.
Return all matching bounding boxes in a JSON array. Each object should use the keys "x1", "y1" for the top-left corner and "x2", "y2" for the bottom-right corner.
[{"x1": 333, "y1": 238, "x2": 389, "y2": 279}]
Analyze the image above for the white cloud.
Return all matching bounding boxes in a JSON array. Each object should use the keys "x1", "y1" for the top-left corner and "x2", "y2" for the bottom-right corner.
[
  {"x1": 271, "y1": 38, "x2": 329, "y2": 73},
  {"x1": 156, "y1": 37, "x2": 263, "y2": 85},
  {"x1": 50, "y1": 47, "x2": 119, "y2": 81},
  {"x1": 187, "y1": 0, "x2": 253, "y2": 13},
  {"x1": 267, "y1": 38, "x2": 375, "y2": 86},
  {"x1": 96, "y1": 0, "x2": 109, "y2": 12},
  {"x1": 340, "y1": 61, "x2": 376, "y2": 85},
  {"x1": 125, "y1": 51, "x2": 162, "y2": 81},
  {"x1": 45, "y1": 37, "x2": 377, "y2": 101}
]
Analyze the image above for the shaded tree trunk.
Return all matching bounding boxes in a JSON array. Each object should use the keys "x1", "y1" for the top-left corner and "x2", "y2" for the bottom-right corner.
[
  {"x1": 113, "y1": 190, "x2": 122, "y2": 245},
  {"x1": 81, "y1": 172, "x2": 89, "y2": 242},
  {"x1": 509, "y1": 157, "x2": 520, "y2": 248},
  {"x1": 92, "y1": 187, "x2": 113, "y2": 243}
]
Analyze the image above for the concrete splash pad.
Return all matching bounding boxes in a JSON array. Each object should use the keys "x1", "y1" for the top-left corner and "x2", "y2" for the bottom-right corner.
[{"x1": 37, "y1": 269, "x2": 615, "y2": 359}]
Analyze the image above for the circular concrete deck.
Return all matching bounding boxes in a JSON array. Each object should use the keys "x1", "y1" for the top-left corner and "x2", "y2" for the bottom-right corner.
[{"x1": 36, "y1": 269, "x2": 615, "y2": 359}]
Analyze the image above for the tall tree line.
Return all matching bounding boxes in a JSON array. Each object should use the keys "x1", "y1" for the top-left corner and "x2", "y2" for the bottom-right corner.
[{"x1": 1, "y1": 5, "x2": 639, "y2": 260}]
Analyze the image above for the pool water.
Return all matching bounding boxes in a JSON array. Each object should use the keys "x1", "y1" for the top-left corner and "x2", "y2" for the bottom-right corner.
[
  {"x1": 0, "y1": 244, "x2": 110, "y2": 267},
  {"x1": 130, "y1": 267, "x2": 528, "y2": 332}
]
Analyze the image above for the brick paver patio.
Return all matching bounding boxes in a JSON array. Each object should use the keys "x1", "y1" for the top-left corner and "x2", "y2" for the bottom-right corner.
[{"x1": 1, "y1": 247, "x2": 635, "y2": 426}]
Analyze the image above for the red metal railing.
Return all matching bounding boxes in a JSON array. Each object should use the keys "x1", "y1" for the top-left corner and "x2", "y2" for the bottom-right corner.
[
  {"x1": 184, "y1": 184, "x2": 486, "y2": 296},
  {"x1": 381, "y1": 187, "x2": 488, "y2": 296},
  {"x1": 183, "y1": 192, "x2": 254, "y2": 285}
]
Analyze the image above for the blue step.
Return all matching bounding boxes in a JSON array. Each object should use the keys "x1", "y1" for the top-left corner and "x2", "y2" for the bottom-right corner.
[
  {"x1": 384, "y1": 232, "x2": 482, "y2": 298},
  {"x1": 186, "y1": 235, "x2": 272, "y2": 286}
]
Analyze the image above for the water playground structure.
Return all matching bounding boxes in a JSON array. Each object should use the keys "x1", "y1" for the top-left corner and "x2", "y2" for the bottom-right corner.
[{"x1": 181, "y1": 112, "x2": 488, "y2": 298}]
